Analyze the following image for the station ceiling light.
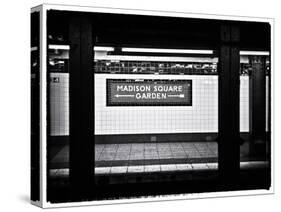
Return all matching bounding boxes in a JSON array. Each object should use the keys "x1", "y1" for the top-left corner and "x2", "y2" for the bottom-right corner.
[
  {"x1": 93, "y1": 46, "x2": 114, "y2": 51},
  {"x1": 48, "y1": 45, "x2": 270, "y2": 56},
  {"x1": 240, "y1": 51, "x2": 270, "y2": 56},
  {"x1": 31, "y1": 46, "x2": 38, "y2": 51},
  {"x1": 48, "y1": 44, "x2": 70, "y2": 50},
  {"x1": 121, "y1": 47, "x2": 214, "y2": 54},
  {"x1": 48, "y1": 45, "x2": 114, "y2": 52}
]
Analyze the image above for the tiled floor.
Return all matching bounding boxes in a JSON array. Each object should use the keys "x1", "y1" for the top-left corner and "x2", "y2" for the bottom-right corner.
[
  {"x1": 50, "y1": 142, "x2": 218, "y2": 177},
  {"x1": 95, "y1": 142, "x2": 217, "y2": 161},
  {"x1": 49, "y1": 142, "x2": 268, "y2": 177},
  {"x1": 50, "y1": 142, "x2": 217, "y2": 167},
  {"x1": 49, "y1": 161, "x2": 269, "y2": 177}
]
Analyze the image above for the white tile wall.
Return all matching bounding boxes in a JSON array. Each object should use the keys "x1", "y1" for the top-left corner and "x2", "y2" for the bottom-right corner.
[
  {"x1": 49, "y1": 73, "x2": 69, "y2": 136},
  {"x1": 49, "y1": 74, "x2": 269, "y2": 136},
  {"x1": 240, "y1": 76, "x2": 249, "y2": 132},
  {"x1": 239, "y1": 76, "x2": 269, "y2": 132},
  {"x1": 95, "y1": 74, "x2": 218, "y2": 135}
]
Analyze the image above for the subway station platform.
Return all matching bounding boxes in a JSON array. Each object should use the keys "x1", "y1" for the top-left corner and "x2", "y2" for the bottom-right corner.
[{"x1": 49, "y1": 142, "x2": 269, "y2": 178}]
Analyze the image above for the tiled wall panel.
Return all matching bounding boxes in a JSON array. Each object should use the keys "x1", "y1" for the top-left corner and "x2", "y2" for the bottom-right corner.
[
  {"x1": 95, "y1": 74, "x2": 218, "y2": 135},
  {"x1": 49, "y1": 73, "x2": 69, "y2": 136},
  {"x1": 240, "y1": 76, "x2": 249, "y2": 132},
  {"x1": 49, "y1": 74, "x2": 268, "y2": 136}
]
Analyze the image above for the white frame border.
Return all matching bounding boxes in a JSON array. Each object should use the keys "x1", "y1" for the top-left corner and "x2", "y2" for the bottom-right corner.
[{"x1": 30, "y1": 3, "x2": 274, "y2": 208}]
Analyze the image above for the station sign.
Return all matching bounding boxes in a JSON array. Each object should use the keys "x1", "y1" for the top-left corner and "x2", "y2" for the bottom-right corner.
[{"x1": 106, "y1": 79, "x2": 192, "y2": 106}]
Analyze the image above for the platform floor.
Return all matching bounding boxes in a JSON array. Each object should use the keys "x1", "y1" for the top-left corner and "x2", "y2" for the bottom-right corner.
[
  {"x1": 50, "y1": 142, "x2": 217, "y2": 168},
  {"x1": 49, "y1": 141, "x2": 268, "y2": 177}
]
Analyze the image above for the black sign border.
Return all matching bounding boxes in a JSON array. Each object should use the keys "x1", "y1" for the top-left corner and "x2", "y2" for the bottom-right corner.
[{"x1": 106, "y1": 79, "x2": 192, "y2": 106}]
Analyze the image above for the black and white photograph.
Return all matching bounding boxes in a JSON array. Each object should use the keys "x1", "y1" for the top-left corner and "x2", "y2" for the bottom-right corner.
[
  {"x1": 30, "y1": 3, "x2": 274, "y2": 207},
  {"x1": 1, "y1": 0, "x2": 281, "y2": 211}
]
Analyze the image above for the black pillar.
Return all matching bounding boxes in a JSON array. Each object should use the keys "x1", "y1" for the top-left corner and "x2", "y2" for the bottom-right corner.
[
  {"x1": 218, "y1": 25, "x2": 240, "y2": 186},
  {"x1": 31, "y1": 11, "x2": 40, "y2": 202},
  {"x1": 69, "y1": 15, "x2": 94, "y2": 199},
  {"x1": 249, "y1": 56, "x2": 266, "y2": 159}
]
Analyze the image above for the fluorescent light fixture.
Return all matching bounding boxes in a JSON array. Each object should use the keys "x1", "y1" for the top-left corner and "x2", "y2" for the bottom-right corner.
[
  {"x1": 93, "y1": 46, "x2": 114, "y2": 51},
  {"x1": 48, "y1": 44, "x2": 70, "y2": 50},
  {"x1": 48, "y1": 45, "x2": 114, "y2": 52},
  {"x1": 31, "y1": 46, "x2": 38, "y2": 51},
  {"x1": 95, "y1": 55, "x2": 218, "y2": 63},
  {"x1": 121, "y1": 47, "x2": 213, "y2": 54},
  {"x1": 46, "y1": 46, "x2": 269, "y2": 56},
  {"x1": 240, "y1": 51, "x2": 270, "y2": 56}
]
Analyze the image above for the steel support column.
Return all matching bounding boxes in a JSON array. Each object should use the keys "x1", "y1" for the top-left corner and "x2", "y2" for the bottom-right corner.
[{"x1": 218, "y1": 25, "x2": 240, "y2": 186}]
